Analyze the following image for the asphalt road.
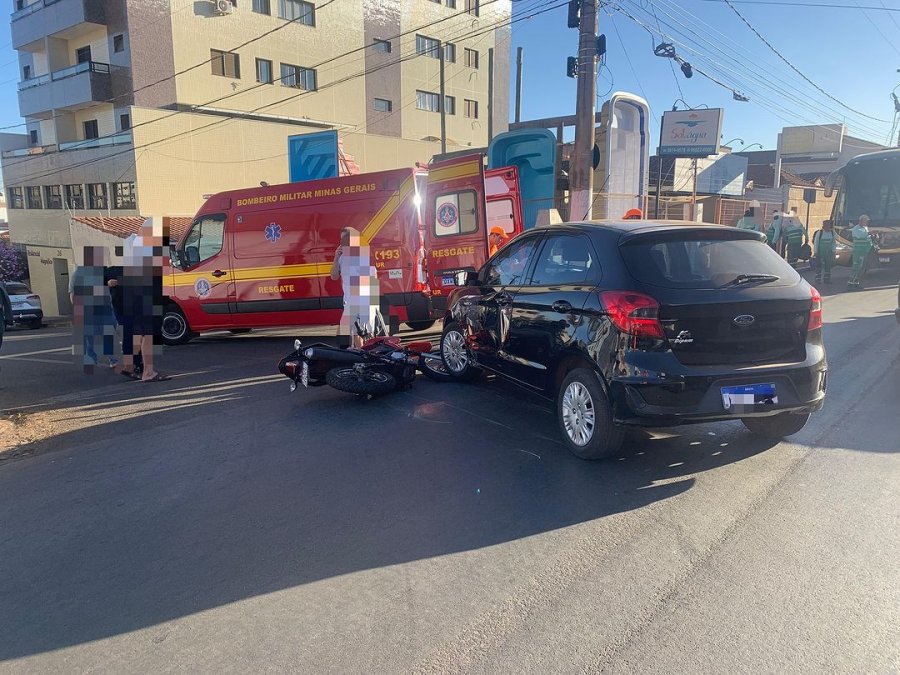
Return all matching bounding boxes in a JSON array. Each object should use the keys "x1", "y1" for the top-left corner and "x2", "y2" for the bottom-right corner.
[{"x1": 0, "y1": 267, "x2": 898, "y2": 673}]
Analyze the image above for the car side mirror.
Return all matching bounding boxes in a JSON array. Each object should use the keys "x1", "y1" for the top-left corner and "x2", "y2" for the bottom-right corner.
[{"x1": 465, "y1": 270, "x2": 480, "y2": 286}]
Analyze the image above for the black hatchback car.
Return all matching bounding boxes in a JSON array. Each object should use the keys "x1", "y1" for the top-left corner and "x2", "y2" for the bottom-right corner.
[{"x1": 439, "y1": 221, "x2": 827, "y2": 459}]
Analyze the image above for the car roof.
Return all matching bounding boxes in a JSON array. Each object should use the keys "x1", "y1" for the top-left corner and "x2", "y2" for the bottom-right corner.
[{"x1": 531, "y1": 219, "x2": 746, "y2": 238}]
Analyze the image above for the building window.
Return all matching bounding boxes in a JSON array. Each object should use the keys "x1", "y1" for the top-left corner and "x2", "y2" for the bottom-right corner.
[
  {"x1": 120, "y1": 113, "x2": 131, "y2": 131},
  {"x1": 416, "y1": 35, "x2": 440, "y2": 59},
  {"x1": 211, "y1": 49, "x2": 240, "y2": 78},
  {"x1": 113, "y1": 182, "x2": 136, "y2": 210},
  {"x1": 29, "y1": 130, "x2": 37, "y2": 145},
  {"x1": 87, "y1": 183, "x2": 107, "y2": 210},
  {"x1": 445, "y1": 0, "x2": 456, "y2": 7},
  {"x1": 22, "y1": 65, "x2": 30, "y2": 80},
  {"x1": 44, "y1": 185, "x2": 63, "y2": 209},
  {"x1": 373, "y1": 39, "x2": 391, "y2": 53},
  {"x1": 279, "y1": 0, "x2": 314, "y2": 25},
  {"x1": 280, "y1": 63, "x2": 316, "y2": 90},
  {"x1": 256, "y1": 58, "x2": 273, "y2": 84},
  {"x1": 465, "y1": 98, "x2": 478, "y2": 119},
  {"x1": 444, "y1": 42, "x2": 456, "y2": 63},
  {"x1": 65, "y1": 184, "x2": 84, "y2": 209},
  {"x1": 75, "y1": 46, "x2": 92, "y2": 64},
  {"x1": 113, "y1": 34, "x2": 125, "y2": 53},
  {"x1": 83, "y1": 119, "x2": 99, "y2": 140},
  {"x1": 8, "y1": 187, "x2": 24, "y2": 209},
  {"x1": 252, "y1": 0, "x2": 270, "y2": 13},
  {"x1": 465, "y1": 0, "x2": 478, "y2": 15},
  {"x1": 25, "y1": 186, "x2": 43, "y2": 209},
  {"x1": 373, "y1": 98, "x2": 392, "y2": 112},
  {"x1": 464, "y1": 48, "x2": 479, "y2": 69},
  {"x1": 416, "y1": 90, "x2": 440, "y2": 112},
  {"x1": 444, "y1": 95, "x2": 456, "y2": 115}
]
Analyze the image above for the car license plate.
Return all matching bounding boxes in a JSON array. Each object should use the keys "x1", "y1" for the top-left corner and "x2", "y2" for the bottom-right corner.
[
  {"x1": 301, "y1": 362, "x2": 309, "y2": 387},
  {"x1": 721, "y1": 383, "x2": 777, "y2": 413},
  {"x1": 878, "y1": 256, "x2": 890, "y2": 264}
]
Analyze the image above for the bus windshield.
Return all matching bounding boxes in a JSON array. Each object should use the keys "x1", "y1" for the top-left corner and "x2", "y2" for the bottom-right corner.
[{"x1": 834, "y1": 153, "x2": 900, "y2": 225}]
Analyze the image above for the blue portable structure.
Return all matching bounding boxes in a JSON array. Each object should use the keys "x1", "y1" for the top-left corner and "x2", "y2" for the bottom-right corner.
[
  {"x1": 288, "y1": 130, "x2": 339, "y2": 182},
  {"x1": 488, "y1": 129, "x2": 557, "y2": 230}
]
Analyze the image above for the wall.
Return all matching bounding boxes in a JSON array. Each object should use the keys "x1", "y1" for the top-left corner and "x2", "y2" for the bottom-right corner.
[
  {"x1": 23, "y1": 243, "x2": 74, "y2": 316},
  {"x1": 131, "y1": 106, "x2": 464, "y2": 216},
  {"x1": 72, "y1": 104, "x2": 117, "y2": 139}
]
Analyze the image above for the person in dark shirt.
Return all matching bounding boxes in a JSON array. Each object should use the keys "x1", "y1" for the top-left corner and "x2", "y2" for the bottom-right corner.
[{"x1": 104, "y1": 263, "x2": 143, "y2": 375}]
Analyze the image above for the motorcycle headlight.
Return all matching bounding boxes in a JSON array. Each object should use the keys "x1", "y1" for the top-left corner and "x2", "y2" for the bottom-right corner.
[
  {"x1": 303, "y1": 348, "x2": 314, "y2": 358},
  {"x1": 294, "y1": 339, "x2": 302, "y2": 351}
]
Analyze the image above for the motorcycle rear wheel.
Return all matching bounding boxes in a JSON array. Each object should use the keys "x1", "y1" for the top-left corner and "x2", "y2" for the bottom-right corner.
[
  {"x1": 326, "y1": 367, "x2": 396, "y2": 396},
  {"x1": 418, "y1": 354, "x2": 455, "y2": 382}
]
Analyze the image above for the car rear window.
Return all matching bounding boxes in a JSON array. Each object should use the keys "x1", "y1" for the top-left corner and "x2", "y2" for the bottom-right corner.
[
  {"x1": 4, "y1": 283, "x2": 30, "y2": 295},
  {"x1": 620, "y1": 233, "x2": 800, "y2": 289}
]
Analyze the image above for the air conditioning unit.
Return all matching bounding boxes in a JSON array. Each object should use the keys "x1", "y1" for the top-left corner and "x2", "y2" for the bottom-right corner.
[{"x1": 213, "y1": 0, "x2": 233, "y2": 15}]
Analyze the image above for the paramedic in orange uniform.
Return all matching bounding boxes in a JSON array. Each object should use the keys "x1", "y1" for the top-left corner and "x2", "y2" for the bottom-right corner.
[{"x1": 488, "y1": 226, "x2": 509, "y2": 257}]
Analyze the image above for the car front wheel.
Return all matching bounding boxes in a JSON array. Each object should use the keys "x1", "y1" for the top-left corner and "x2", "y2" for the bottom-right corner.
[
  {"x1": 742, "y1": 412, "x2": 810, "y2": 438},
  {"x1": 558, "y1": 368, "x2": 624, "y2": 460},
  {"x1": 440, "y1": 321, "x2": 480, "y2": 381}
]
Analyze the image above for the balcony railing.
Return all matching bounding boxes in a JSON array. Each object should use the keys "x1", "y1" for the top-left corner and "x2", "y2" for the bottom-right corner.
[
  {"x1": 16, "y1": 61, "x2": 110, "y2": 91},
  {"x1": 59, "y1": 131, "x2": 132, "y2": 151},
  {"x1": 1, "y1": 144, "x2": 57, "y2": 158},
  {"x1": 11, "y1": 0, "x2": 65, "y2": 21}
]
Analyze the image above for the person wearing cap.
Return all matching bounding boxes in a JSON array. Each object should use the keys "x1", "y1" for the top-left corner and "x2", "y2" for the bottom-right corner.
[
  {"x1": 488, "y1": 226, "x2": 508, "y2": 257},
  {"x1": 847, "y1": 214, "x2": 873, "y2": 289},
  {"x1": 623, "y1": 208, "x2": 643, "y2": 220}
]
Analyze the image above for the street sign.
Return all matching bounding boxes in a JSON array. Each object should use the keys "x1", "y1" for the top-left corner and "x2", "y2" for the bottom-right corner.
[
  {"x1": 659, "y1": 109, "x2": 724, "y2": 158},
  {"x1": 803, "y1": 188, "x2": 817, "y2": 204}
]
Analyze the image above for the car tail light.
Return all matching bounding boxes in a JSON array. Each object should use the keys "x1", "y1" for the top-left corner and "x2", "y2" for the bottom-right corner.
[
  {"x1": 600, "y1": 291, "x2": 665, "y2": 340},
  {"x1": 808, "y1": 285, "x2": 822, "y2": 330}
]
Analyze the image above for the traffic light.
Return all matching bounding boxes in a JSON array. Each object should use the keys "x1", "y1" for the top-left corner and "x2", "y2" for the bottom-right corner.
[
  {"x1": 566, "y1": 56, "x2": 577, "y2": 78},
  {"x1": 567, "y1": 0, "x2": 579, "y2": 28}
]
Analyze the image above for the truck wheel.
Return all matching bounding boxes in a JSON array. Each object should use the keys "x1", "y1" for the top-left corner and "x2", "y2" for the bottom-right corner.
[
  {"x1": 406, "y1": 320, "x2": 436, "y2": 332},
  {"x1": 325, "y1": 367, "x2": 396, "y2": 396},
  {"x1": 440, "y1": 322, "x2": 481, "y2": 382},
  {"x1": 162, "y1": 305, "x2": 192, "y2": 346},
  {"x1": 557, "y1": 368, "x2": 624, "y2": 460},
  {"x1": 742, "y1": 412, "x2": 809, "y2": 438}
]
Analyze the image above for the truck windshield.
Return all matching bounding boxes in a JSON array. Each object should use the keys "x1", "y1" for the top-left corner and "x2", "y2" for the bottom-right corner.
[{"x1": 834, "y1": 154, "x2": 900, "y2": 224}]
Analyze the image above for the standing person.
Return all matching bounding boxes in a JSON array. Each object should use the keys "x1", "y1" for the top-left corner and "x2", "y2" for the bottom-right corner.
[
  {"x1": 488, "y1": 226, "x2": 509, "y2": 257},
  {"x1": 105, "y1": 257, "x2": 143, "y2": 375},
  {"x1": 783, "y1": 212, "x2": 807, "y2": 264},
  {"x1": 847, "y1": 214, "x2": 874, "y2": 290},
  {"x1": 69, "y1": 246, "x2": 116, "y2": 373},
  {"x1": 331, "y1": 227, "x2": 379, "y2": 348},
  {"x1": 735, "y1": 209, "x2": 757, "y2": 231},
  {"x1": 812, "y1": 220, "x2": 836, "y2": 284},
  {"x1": 116, "y1": 223, "x2": 169, "y2": 382},
  {"x1": 766, "y1": 212, "x2": 783, "y2": 255}
]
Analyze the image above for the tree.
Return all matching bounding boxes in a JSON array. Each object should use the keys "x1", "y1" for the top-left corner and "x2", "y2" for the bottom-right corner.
[{"x1": 0, "y1": 241, "x2": 28, "y2": 282}]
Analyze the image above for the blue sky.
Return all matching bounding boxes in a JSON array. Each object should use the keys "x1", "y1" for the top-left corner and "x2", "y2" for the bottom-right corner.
[
  {"x1": 510, "y1": 0, "x2": 900, "y2": 150},
  {"x1": 0, "y1": 0, "x2": 896, "y2": 152}
]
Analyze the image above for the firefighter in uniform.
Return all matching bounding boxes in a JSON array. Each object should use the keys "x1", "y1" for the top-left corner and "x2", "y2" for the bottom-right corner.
[
  {"x1": 783, "y1": 213, "x2": 806, "y2": 264},
  {"x1": 766, "y1": 212, "x2": 783, "y2": 254},
  {"x1": 847, "y1": 214, "x2": 873, "y2": 290}
]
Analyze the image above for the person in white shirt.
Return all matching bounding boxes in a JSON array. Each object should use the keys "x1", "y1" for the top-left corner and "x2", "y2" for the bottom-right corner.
[{"x1": 331, "y1": 227, "x2": 380, "y2": 348}]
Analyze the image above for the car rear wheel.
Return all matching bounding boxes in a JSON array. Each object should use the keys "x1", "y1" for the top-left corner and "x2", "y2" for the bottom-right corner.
[
  {"x1": 558, "y1": 368, "x2": 624, "y2": 460},
  {"x1": 741, "y1": 412, "x2": 810, "y2": 438},
  {"x1": 440, "y1": 322, "x2": 480, "y2": 381},
  {"x1": 162, "y1": 305, "x2": 192, "y2": 346}
]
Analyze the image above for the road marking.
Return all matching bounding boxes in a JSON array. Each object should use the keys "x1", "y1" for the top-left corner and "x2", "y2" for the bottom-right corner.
[
  {"x1": 0, "y1": 347, "x2": 70, "y2": 360},
  {"x1": 2, "y1": 357, "x2": 71, "y2": 364}
]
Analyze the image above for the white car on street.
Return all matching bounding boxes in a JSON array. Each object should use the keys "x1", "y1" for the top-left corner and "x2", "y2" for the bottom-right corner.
[{"x1": 2, "y1": 281, "x2": 43, "y2": 329}]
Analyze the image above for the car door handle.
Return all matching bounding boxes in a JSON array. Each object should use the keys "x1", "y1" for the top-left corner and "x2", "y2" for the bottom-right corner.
[
  {"x1": 211, "y1": 270, "x2": 227, "y2": 278},
  {"x1": 551, "y1": 300, "x2": 573, "y2": 313}
]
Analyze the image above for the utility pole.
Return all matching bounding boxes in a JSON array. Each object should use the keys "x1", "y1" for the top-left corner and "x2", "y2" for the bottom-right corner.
[
  {"x1": 570, "y1": 0, "x2": 598, "y2": 220},
  {"x1": 488, "y1": 47, "x2": 494, "y2": 142},
  {"x1": 691, "y1": 158, "x2": 698, "y2": 221},
  {"x1": 514, "y1": 47, "x2": 524, "y2": 124},
  {"x1": 439, "y1": 41, "x2": 447, "y2": 156}
]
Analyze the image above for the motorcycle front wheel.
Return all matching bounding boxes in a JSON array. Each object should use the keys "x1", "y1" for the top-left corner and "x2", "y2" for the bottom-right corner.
[{"x1": 325, "y1": 367, "x2": 396, "y2": 396}]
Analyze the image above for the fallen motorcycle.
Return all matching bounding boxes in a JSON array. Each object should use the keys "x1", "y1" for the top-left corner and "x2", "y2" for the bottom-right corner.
[{"x1": 278, "y1": 335, "x2": 453, "y2": 397}]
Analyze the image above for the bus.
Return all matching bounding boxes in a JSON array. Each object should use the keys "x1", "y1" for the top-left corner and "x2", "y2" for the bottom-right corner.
[{"x1": 825, "y1": 148, "x2": 900, "y2": 269}]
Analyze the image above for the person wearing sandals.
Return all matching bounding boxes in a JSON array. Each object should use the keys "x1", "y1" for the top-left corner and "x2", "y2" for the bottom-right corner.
[{"x1": 116, "y1": 222, "x2": 170, "y2": 382}]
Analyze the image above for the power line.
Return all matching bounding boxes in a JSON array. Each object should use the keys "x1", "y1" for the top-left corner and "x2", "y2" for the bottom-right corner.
[
  {"x1": 722, "y1": 0, "x2": 892, "y2": 123},
  {"x1": 7, "y1": 0, "x2": 564, "y2": 186},
  {"x1": 700, "y1": 0, "x2": 900, "y2": 10},
  {"x1": 855, "y1": 1, "x2": 900, "y2": 59}
]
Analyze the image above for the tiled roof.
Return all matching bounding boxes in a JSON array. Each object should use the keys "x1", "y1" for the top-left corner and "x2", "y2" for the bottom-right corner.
[{"x1": 71, "y1": 216, "x2": 192, "y2": 240}]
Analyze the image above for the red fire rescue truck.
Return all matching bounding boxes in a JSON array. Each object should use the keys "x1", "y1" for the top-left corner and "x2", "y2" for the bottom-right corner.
[{"x1": 162, "y1": 154, "x2": 523, "y2": 345}]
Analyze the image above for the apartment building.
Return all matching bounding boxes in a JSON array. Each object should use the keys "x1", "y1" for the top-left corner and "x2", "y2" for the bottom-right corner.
[{"x1": 2, "y1": 0, "x2": 511, "y2": 315}]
